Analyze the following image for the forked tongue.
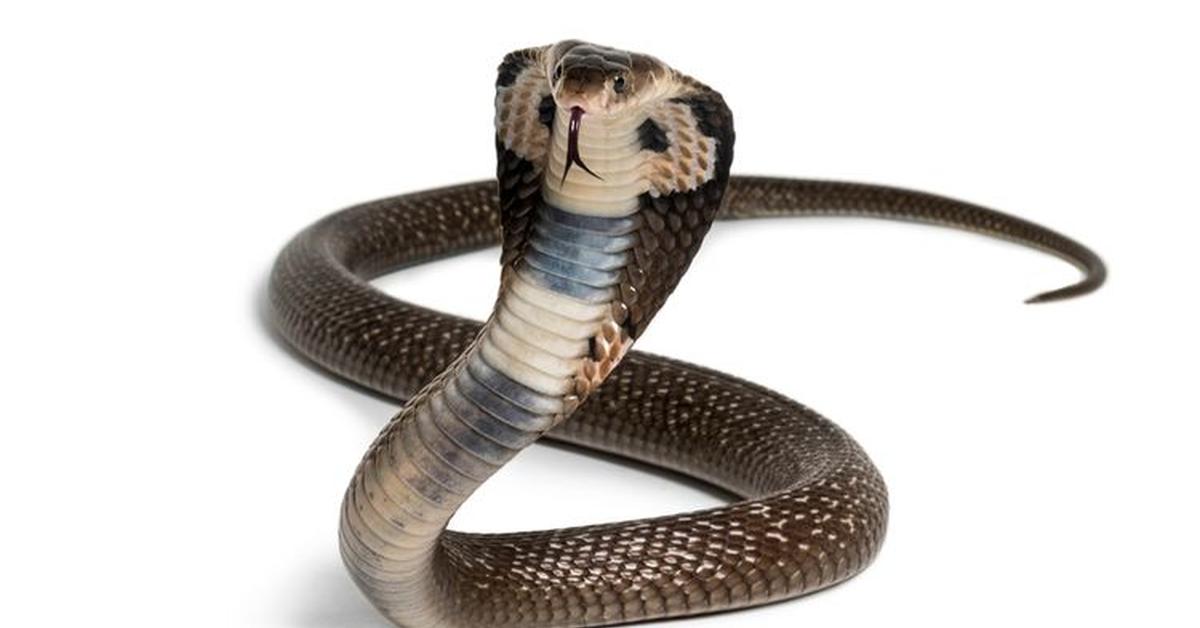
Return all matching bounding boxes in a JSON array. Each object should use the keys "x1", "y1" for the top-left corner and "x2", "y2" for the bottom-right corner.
[{"x1": 562, "y1": 106, "x2": 603, "y2": 186}]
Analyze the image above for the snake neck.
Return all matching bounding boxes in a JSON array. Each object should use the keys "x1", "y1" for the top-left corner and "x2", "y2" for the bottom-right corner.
[
  {"x1": 542, "y1": 105, "x2": 647, "y2": 217},
  {"x1": 479, "y1": 105, "x2": 644, "y2": 409},
  {"x1": 340, "y1": 113, "x2": 644, "y2": 626}
]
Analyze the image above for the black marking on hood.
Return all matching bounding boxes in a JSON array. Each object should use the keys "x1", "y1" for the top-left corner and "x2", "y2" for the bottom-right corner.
[
  {"x1": 638, "y1": 118, "x2": 669, "y2": 153},
  {"x1": 538, "y1": 95, "x2": 555, "y2": 129}
]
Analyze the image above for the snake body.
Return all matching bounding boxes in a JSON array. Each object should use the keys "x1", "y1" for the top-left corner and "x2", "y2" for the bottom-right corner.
[{"x1": 269, "y1": 41, "x2": 1105, "y2": 627}]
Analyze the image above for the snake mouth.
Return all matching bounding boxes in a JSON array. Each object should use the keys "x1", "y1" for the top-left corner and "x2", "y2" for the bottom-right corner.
[{"x1": 561, "y1": 106, "x2": 603, "y2": 186}]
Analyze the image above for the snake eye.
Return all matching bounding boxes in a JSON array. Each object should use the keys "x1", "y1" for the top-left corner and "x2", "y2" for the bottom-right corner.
[{"x1": 613, "y1": 75, "x2": 627, "y2": 93}]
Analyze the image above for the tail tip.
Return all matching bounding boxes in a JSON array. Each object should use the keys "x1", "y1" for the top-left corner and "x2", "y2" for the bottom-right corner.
[{"x1": 1023, "y1": 281, "x2": 1098, "y2": 304}]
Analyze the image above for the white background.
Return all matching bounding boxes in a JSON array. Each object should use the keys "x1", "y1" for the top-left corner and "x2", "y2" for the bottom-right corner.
[{"x1": 2, "y1": 2, "x2": 1197, "y2": 627}]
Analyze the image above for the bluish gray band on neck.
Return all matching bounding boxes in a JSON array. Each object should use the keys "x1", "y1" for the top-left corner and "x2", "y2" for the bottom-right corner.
[
  {"x1": 537, "y1": 203, "x2": 640, "y2": 235},
  {"x1": 518, "y1": 202, "x2": 637, "y2": 302},
  {"x1": 523, "y1": 248, "x2": 622, "y2": 288},
  {"x1": 533, "y1": 220, "x2": 636, "y2": 254},
  {"x1": 528, "y1": 233, "x2": 626, "y2": 270}
]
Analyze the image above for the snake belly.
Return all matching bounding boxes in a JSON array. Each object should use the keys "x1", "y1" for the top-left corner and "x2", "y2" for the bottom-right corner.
[{"x1": 268, "y1": 41, "x2": 1105, "y2": 628}]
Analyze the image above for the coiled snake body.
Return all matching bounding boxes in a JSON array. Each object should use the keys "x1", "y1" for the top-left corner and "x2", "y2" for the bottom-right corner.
[{"x1": 269, "y1": 41, "x2": 1105, "y2": 627}]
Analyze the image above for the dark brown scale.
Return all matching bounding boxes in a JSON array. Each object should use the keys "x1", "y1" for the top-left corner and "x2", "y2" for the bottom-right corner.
[{"x1": 495, "y1": 144, "x2": 542, "y2": 270}]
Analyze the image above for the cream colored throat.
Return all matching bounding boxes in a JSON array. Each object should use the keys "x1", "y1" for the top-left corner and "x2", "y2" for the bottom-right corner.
[{"x1": 542, "y1": 107, "x2": 650, "y2": 217}]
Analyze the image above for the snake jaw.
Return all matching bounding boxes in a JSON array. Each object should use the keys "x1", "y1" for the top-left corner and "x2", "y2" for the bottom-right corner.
[{"x1": 561, "y1": 106, "x2": 604, "y2": 186}]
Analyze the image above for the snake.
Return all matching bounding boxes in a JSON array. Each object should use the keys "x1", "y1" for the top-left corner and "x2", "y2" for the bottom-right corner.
[{"x1": 268, "y1": 40, "x2": 1106, "y2": 627}]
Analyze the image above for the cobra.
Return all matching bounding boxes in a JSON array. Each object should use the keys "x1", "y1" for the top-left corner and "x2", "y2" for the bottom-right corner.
[{"x1": 269, "y1": 40, "x2": 1105, "y2": 627}]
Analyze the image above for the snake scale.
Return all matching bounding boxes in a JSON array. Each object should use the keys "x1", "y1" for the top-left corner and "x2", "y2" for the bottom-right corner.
[{"x1": 268, "y1": 41, "x2": 1105, "y2": 627}]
